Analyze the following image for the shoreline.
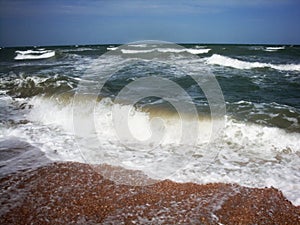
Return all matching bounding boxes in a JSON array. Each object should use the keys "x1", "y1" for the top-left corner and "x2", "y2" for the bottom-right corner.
[{"x1": 1, "y1": 162, "x2": 299, "y2": 224}]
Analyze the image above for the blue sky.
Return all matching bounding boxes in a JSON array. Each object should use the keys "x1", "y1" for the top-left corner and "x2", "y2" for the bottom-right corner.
[{"x1": 0, "y1": 0, "x2": 299, "y2": 46}]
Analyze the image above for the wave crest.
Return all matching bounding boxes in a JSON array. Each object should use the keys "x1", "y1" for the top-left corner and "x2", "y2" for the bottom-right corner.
[
  {"x1": 206, "y1": 54, "x2": 300, "y2": 71},
  {"x1": 120, "y1": 48, "x2": 211, "y2": 55},
  {"x1": 14, "y1": 49, "x2": 55, "y2": 60}
]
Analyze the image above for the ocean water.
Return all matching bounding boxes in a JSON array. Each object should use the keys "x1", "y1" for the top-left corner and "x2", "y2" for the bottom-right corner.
[{"x1": 0, "y1": 43, "x2": 299, "y2": 205}]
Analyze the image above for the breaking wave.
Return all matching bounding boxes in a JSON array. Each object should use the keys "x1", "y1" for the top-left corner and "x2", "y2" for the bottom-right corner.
[
  {"x1": 120, "y1": 48, "x2": 211, "y2": 55},
  {"x1": 14, "y1": 49, "x2": 55, "y2": 60},
  {"x1": 265, "y1": 46, "x2": 285, "y2": 52},
  {"x1": 206, "y1": 54, "x2": 300, "y2": 72}
]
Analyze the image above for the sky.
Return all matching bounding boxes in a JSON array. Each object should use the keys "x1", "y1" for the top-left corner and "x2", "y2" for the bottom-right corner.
[{"x1": 0, "y1": 0, "x2": 300, "y2": 47}]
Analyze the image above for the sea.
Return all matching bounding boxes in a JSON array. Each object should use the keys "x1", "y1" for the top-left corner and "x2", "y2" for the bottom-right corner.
[{"x1": 0, "y1": 42, "x2": 299, "y2": 205}]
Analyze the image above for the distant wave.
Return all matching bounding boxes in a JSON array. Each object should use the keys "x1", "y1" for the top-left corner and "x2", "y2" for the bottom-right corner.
[
  {"x1": 264, "y1": 46, "x2": 285, "y2": 52},
  {"x1": 127, "y1": 44, "x2": 148, "y2": 48},
  {"x1": 15, "y1": 49, "x2": 55, "y2": 60},
  {"x1": 107, "y1": 46, "x2": 118, "y2": 51},
  {"x1": 185, "y1": 49, "x2": 211, "y2": 54},
  {"x1": 206, "y1": 54, "x2": 300, "y2": 72},
  {"x1": 246, "y1": 46, "x2": 285, "y2": 52},
  {"x1": 121, "y1": 49, "x2": 153, "y2": 54},
  {"x1": 61, "y1": 47, "x2": 94, "y2": 52},
  {"x1": 120, "y1": 48, "x2": 211, "y2": 55}
]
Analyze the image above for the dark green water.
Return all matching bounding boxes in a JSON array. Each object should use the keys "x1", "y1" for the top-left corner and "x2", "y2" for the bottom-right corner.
[
  {"x1": 1, "y1": 44, "x2": 299, "y2": 131},
  {"x1": 0, "y1": 43, "x2": 299, "y2": 204}
]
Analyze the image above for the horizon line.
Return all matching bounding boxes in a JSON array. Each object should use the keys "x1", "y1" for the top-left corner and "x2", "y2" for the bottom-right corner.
[{"x1": 1, "y1": 42, "x2": 299, "y2": 48}]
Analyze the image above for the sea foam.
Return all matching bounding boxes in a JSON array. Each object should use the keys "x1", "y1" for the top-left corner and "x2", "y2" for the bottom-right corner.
[
  {"x1": 120, "y1": 48, "x2": 211, "y2": 55},
  {"x1": 107, "y1": 46, "x2": 118, "y2": 51},
  {"x1": 206, "y1": 54, "x2": 300, "y2": 71},
  {"x1": 14, "y1": 49, "x2": 55, "y2": 60},
  {"x1": 265, "y1": 46, "x2": 285, "y2": 52},
  {"x1": 10, "y1": 95, "x2": 297, "y2": 204},
  {"x1": 1, "y1": 92, "x2": 299, "y2": 204}
]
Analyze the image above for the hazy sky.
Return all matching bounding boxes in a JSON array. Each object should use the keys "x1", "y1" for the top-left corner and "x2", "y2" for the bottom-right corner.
[{"x1": 0, "y1": 0, "x2": 299, "y2": 46}]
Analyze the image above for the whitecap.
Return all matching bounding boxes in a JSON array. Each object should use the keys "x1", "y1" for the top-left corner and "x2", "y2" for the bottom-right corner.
[
  {"x1": 206, "y1": 54, "x2": 300, "y2": 72},
  {"x1": 121, "y1": 49, "x2": 154, "y2": 54},
  {"x1": 14, "y1": 49, "x2": 55, "y2": 60},
  {"x1": 107, "y1": 46, "x2": 118, "y2": 51},
  {"x1": 120, "y1": 48, "x2": 211, "y2": 55},
  {"x1": 127, "y1": 44, "x2": 148, "y2": 48},
  {"x1": 185, "y1": 48, "x2": 210, "y2": 54},
  {"x1": 264, "y1": 46, "x2": 285, "y2": 52}
]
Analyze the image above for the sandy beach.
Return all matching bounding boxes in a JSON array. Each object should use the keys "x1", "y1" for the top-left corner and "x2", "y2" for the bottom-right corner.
[
  {"x1": 1, "y1": 1, "x2": 300, "y2": 224},
  {"x1": 1, "y1": 162, "x2": 299, "y2": 224}
]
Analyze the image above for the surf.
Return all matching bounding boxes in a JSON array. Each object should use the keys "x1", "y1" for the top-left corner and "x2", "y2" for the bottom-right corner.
[
  {"x1": 206, "y1": 54, "x2": 300, "y2": 72},
  {"x1": 8, "y1": 95, "x2": 297, "y2": 205},
  {"x1": 14, "y1": 49, "x2": 55, "y2": 60}
]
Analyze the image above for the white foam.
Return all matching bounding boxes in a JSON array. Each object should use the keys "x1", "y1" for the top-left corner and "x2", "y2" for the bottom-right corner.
[
  {"x1": 2, "y1": 95, "x2": 299, "y2": 205},
  {"x1": 157, "y1": 48, "x2": 210, "y2": 54},
  {"x1": 128, "y1": 44, "x2": 148, "y2": 48},
  {"x1": 107, "y1": 46, "x2": 118, "y2": 51},
  {"x1": 0, "y1": 73, "x2": 76, "y2": 93},
  {"x1": 265, "y1": 46, "x2": 285, "y2": 52},
  {"x1": 121, "y1": 49, "x2": 154, "y2": 54},
  {"x1": 121, "y1": 48, "x2": 210, "y2": 55},
  {"x1": 173, "y1": 118, "x2": 300, "y2": 205},
  {"x1": 14, "y1": 49, "x2": 55, "y2": 60},
  {"x1": 185, "y1": 48, "x2": 210, "y2": 54},
  {"x1": 16, "y1": 49, "x2": 49, "y2": 54},
  {"x1": 206, "y1": 54, "x2": 300, "y2": 72},
  {"x1": 0, "y1": 73, "x2": 46, "y2": 88}
]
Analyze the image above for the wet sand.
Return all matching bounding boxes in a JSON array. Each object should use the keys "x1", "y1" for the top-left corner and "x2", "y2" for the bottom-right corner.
[{"x1": 0, "y1": 162, "x2": 299, "y2": 224}]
